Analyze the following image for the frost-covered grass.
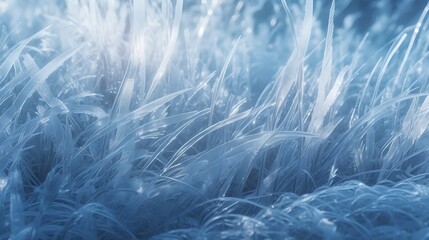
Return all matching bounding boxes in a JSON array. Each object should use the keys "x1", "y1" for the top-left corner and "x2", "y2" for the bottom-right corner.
[{"x1": 1, "y1": 0, "x2": 429, "y2": 239}]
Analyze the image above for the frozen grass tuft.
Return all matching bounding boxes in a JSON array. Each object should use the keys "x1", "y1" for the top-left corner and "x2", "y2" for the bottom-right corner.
[{"x1": 1, "y1": 0, "x2": 429, "y2": 239}]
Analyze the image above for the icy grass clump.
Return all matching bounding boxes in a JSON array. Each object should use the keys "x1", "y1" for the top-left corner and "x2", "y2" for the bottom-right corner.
[{"x1": 1, "y1": 0, "x2": 429, "y2": 239}]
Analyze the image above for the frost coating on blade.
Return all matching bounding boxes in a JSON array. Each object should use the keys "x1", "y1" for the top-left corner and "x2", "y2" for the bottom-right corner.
[{"x1": 1, "y1": 0, "x2": 429, "y2": 239}]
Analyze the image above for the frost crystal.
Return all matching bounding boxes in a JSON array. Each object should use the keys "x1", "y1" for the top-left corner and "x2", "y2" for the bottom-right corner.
[{"x1": 1, "y1": 0, "x2": 429, "y2": 239}]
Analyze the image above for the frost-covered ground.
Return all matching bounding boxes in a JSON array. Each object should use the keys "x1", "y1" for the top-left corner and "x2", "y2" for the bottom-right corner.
[{"x1": 1, "y1": 0, "x2": 429, "y2": 239}]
